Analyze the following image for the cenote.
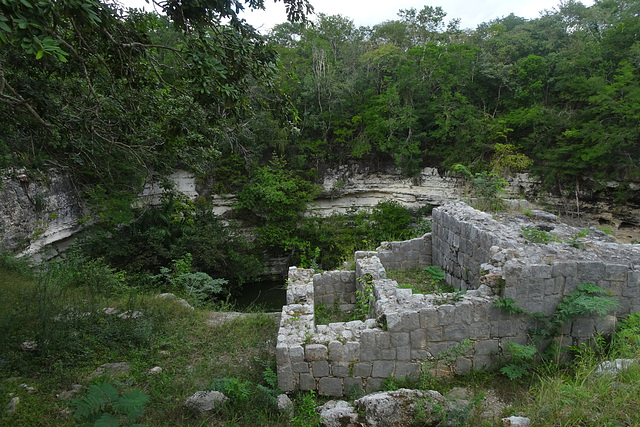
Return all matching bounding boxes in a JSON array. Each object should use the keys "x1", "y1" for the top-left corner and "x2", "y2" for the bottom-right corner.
[{"x1": 232, "y1": 279, "x2": 287, "y2": 311}]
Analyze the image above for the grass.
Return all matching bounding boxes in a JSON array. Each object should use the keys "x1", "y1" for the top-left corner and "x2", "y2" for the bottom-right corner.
[
  {"x1": 387, "y1": 266, "x2": 454, "y2": 295},
  {"x1": 314, "y1": 302, "x2": 354, "y2": 325}
]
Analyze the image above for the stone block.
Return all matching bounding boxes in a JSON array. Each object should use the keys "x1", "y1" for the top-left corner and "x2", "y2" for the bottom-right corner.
[
  {"x1": 552, "y1": 262, "x2": 577, "y2": 278},
  {"x1": 372, "y1": 361, "x2": 395, "y2": 378},
  {"x1": 381, "y1": 348, "x2": 396, "y2": 360},
  {"x1": 474, "y1": 339, "x2": 500, "y2": 356},
  {"x1": 455, "y1": 357, "x2": 472, "y2": 375},
  {"x1": 328, "y1": 341, "x2": 344, "y2": 361},
  {"x1": 331, "y1": 362, "x2": 350, "y2": 378},
  {"x1": 490, "y1": 320, "x2": 514, "y2": 338},
  {"x1": 305, "y1": 344, "x2": 328, "y2": 361},
  {"x1": 411, "y1": 349, "x2": 429, "y2": 360},
  {"x1": 318, "y1": 377, "x2": 344, "y2": 397},
  {"x1": 344, "y1": 377, "x2": 364, "y2": 397},
  {"x1": 425, "y1": 326, "x2": 443, "y2": 342},
  {"x1": 577, "y1": 261, "x2": 605, "y2": 282},
  {"x1": 360, "y1": 330, "x2": 376, "y2": 348},
  {"x1": 360, "y1": 348, "x2": 380, "y2": 362},
  {"x1": 437, "y1": 305, "x2": 456, "y2": 326},
  {"x1": 292, "y1": 362, "x2": 309, "y2": 373},
  {"x1": 395, "y1": 362, "x2": 420, "y2": 380},
  {"x1": 397, "y1": 346, "x2": 411, "y2": 361},
  {"x1": 411, "y1": 329, "x2": 427, "y2": 349},
  {"x1": 276, "y1": 345, "x2": 289, "y2": 366},
  {"x1": 343, "y1": 342, "x2": 360, "y2": 362},
  {"x1": 289, "y1": 345, "x2": 304, "y2": 363},
  {"x1": 277, "y1": 365, "x2": 295, "y2": 392},
  {"x1": 391, "y1": 332, "x2": 410, "y2": 347},
  {"x1": 419, "y1": 308, "x2": 438, "y2": 329},
  {"x1": 312, "y1": 360, "x2": 330, "y2": 377},
  {"x1": 365, "y1": 378, "x2": 384, "y2": 393},
  {"x1": 354, "y1": 362, "x2": 372, "y2": 377},
  {"x1": 376, "y1": 332, "x2": 391, "y2": 348},
  {"x1": 299, "y1": 373, "x2": 316, "y2": 391},
  {"x1": 571, "y1": 317, "x2": 595, "y2": 337},
  {"x1": 605, "y1": 264, "x2": 628, "y2": 282},
  {"x1": 444, "y1": 326, "x2": 470, "y2": 341}
]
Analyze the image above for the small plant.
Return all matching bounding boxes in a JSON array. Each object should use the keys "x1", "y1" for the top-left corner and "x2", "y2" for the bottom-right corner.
[
  {"x1": 353, "y1": 274, "x2": 375, "y2": 321},
  {"x1": 494, "y1": 297, "x2": 526, "y2": 315},
  {"x1": 154, "y1": 253, "x2": 226, "y2": 306},
  {"x1": 291, "y1": 391, "x2": 322, "y2": 427},
  {"x1": 420, "y1": 339, "x2": 473, "y2": 384},
  {"x1": 521, "y1": 226, "x2": 555, "y2": 244},
  {"x1": 433, "y1": 289, "x2": 466, "y2": 305},
  {"x1": 500, "y1": 341, "x2": 538, "y2": 380},
  {"x1": 71, "y1": 382, "x2": 149, "y2": 427}
]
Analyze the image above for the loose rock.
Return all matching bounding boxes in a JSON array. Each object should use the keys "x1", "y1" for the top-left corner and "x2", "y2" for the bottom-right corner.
[
  {"x1": 277, "y1": 394, "x2": 294, "y2": 417},
  {"x1": 88, "y1": 362, "x2": 131, "y2": 379},
  {"x1": 502, "y1": 415, "x2": 531, "y2": 426},
  {"x1": 355, "y1": 388, "x2": 446, "y2": 427},
  {"x1": 317, "y1": 400, "x2": 362, "y2": 427},
  {"x1": 6, "y1": 397, "x2": 19, "y2": 415},
  {"x1": 184, "y1": 391, "x2": 228, "y2": 414},
  {"x1": 156, "y1": 293, "x2": 194, "y2": 311}
]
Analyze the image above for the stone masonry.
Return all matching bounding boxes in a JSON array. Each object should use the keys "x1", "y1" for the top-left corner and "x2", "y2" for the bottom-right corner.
[{"x1": 276, "y1": 202, "x2": 640, "y2": 396}]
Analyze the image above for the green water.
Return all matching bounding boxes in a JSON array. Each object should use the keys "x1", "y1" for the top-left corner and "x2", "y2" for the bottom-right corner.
[{"x1": 233, "y1": 279, "x2": 286, "y2": 311}]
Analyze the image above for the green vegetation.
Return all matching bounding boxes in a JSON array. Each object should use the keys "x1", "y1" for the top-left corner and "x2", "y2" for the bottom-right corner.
[
  {"x1": 391, "y1": 266, "x2": 453, "y2": 295},
  {"x1": 495, "y1": 283, "x2": 619, "y2": 381}
]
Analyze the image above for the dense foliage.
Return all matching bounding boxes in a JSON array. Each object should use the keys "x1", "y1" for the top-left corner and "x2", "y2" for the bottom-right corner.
[{"x1": 244, "y1": 1, "x2": 639, "y2": 197}]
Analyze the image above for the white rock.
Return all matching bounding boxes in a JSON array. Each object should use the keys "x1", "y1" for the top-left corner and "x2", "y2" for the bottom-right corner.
[
  {"x1": 148, "y1": 366, "x2": 163, "y2": 375},
  {"x1": 502, "y1": 415, "x2": 531, "y2": 426},
  {"x1": 6, "y1": 397, "x2": 19, "y2": 415},
  {"x1": 156, "y1": 293, "x2": 194, "y2": 311},
  {"x1": 317, "y1": 400, "x2": 361, "y2": 427},
  {"x1": 594, "y1": 358, "x2": 637, "y2": 375},
  {"x1": 277, "y1": 394, "x2": 294, "y2": 417}
]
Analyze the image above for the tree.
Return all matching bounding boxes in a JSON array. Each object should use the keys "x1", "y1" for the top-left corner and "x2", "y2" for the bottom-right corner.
[{"x1": 0, "y1": 0, "x2": 312, "y2": 198}]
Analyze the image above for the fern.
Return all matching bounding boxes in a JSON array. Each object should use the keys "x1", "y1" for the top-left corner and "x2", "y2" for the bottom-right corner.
[{"x1": 72, "y1": 382, "x2": 149, "y2": 427}]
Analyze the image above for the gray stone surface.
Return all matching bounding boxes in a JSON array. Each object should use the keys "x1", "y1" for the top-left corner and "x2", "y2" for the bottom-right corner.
[
  {"x1": 317, "y1": 400, "x2": 362, "y2": 427},
  {"x1": 184, "y1": 391, "x2": 228, "y2": 414}
]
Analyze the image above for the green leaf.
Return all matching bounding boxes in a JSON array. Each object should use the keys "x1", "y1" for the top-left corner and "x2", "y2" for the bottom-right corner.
[
  {"x1": 0, "y1": 21, "x2": 11, "y2": 33},
  {"x1": 35, "y1": 50, "x2": 44, "y2": 59},
  {"x1": 19, "y1": 0, "x2": 33, "y2": 8},
  {"x1": 94, "y1": 413, "x2": 120, "y2": 427}
]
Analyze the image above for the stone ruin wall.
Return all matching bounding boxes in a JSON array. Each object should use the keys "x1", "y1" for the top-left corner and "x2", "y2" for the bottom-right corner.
[{"x1": 276, "y1": 202, "x2": 640, "y2": 396}]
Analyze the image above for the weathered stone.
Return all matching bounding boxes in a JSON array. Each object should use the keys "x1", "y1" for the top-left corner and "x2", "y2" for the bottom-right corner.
[
  {"x1": 299, "y1": 373, "x2": 316, "y2": 391},
  {"x1": 312, "y1": 360, "x2": 330, "y2": 377},
  {"x1": 306, "y1": 344, "x2": 328, "y2": 361},
  {"x1": 277, "y1": 394, "x2": 294, "y2": 417},
  {"x1": 371, "y1": 361, "x2": 394, "y2": 378},
  {"x1": 6, "y1": 397, "x2": 19, "y2": 415},
  {"x1": 317, "y1": 400, "x2": 362, "y2": 427},
  {"x1": 184, "y1": 391, "x2": 228, "y2": 414},
  {"x1": 88, "y1": 362, "x2": 130, "y2": 379},
  {"x1": 502, "y1": 416, "x2": 531, "y2": 426},
  {"x1": 355, "y1": 389, "x2": 445, "y2": 427},
  {"x1": 319, "y1": 377, "x2": 344, "y2": 397}
]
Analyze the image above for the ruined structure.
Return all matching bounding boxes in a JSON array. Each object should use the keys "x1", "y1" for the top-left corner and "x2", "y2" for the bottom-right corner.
[{"x1": 276, "y1": 202, "x2": 640, "y2": 396}]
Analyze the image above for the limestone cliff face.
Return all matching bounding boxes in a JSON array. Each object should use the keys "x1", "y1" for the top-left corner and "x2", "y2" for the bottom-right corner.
[
  {"x1": 0, "y1": 170, "x2": 85, "y2": 258},
  {"x1": 1, "y1": 165, "x2": 638, "y2": 257}
]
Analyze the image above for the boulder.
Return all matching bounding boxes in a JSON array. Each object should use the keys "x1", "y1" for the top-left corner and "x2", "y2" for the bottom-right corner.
[
  {"x1": 502, "y1": 415, "x2": 531, "y2": 426},
  {"x1": 355, "y1": 388, "x2": 445, "y2": 427},
  {"x1": 88, "y1": 362, "x2": 131, "y2": 379},
  {"x1": 184, "y1": 391, "x2": 228, "y2": 414},
  {"x1": 156, "y1": 293, "x2": 194, "y2": 311},
  {"x1": 277, "y1": 394, "x2": 294, "y2": 417},
  {"x1": 317, "y1": 400, "x2": 362, "y2": 427},
  {"x1": 6, "y1": 397, "x2": 19, "y2": 415}
]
